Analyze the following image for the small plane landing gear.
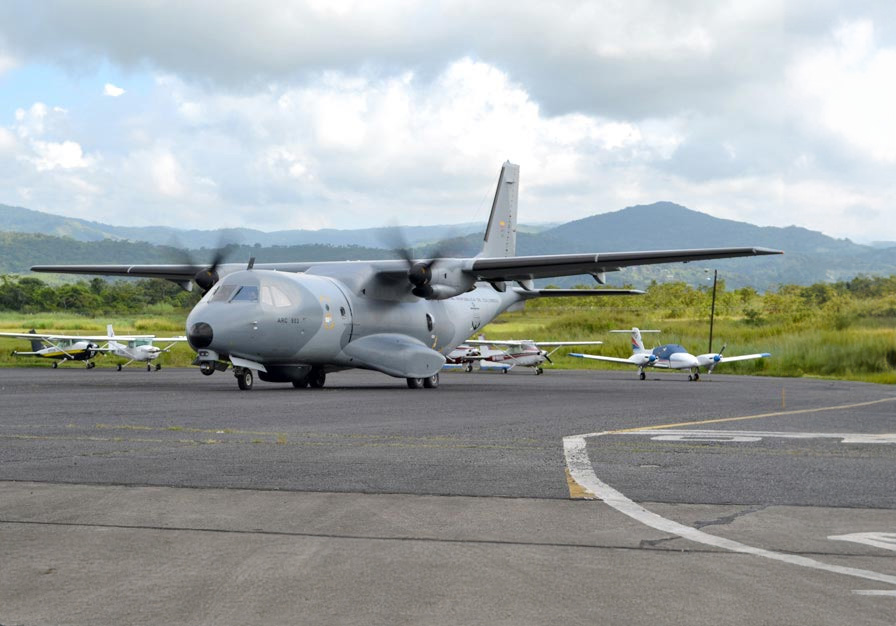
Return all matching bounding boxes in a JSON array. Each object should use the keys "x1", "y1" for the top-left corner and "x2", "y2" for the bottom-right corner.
[
  {"x1": 687, "y1": 372, "x2": 700, "y2": 381},
  {"x1": 85, "y1": 361, "x2": 95, "y2": 369},
  {"x1": 464, "y1": 363, "x2": 473, "y2": 373},
  {"x1": 199, "y1": 362, "x2": 215, "y2": 376},
  {"x1": 423, "y1": 373, "x2": 439, "y2": 388},
  {"x1": 52, "y1": 362, "x2": 58, "y2": 369},
  {"x1": 406, "y1": 377, "x2": 424, "y2": 389},
  {"x1": 146, "y1": 363, "x2": 152, "y2": 372},
  {"x1": 534, "y1": 367, "x2": 544, "y2": 375},
  {"x1": 292, "y1": 379, "x2": 309, "y2": 389},
  {"x1": 155, "y1": 363, "x2": 162, "y2": 371},
  {"x1": 117, "y1": 364, "x2": 122, "y2": 371},
  {"x1": 639, "y1": 371, "x2": 646, "y2": 380},
  {"x1": 235, "y1": 367, "x2": 254, "y2": 390}
]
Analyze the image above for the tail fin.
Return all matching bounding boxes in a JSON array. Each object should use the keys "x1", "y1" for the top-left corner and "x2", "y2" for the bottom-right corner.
[
  {"x1": 106, "y1": 324, "x2": 115, "y2": 338},
  {"x1": 610, "y1": 327, "x2": 659, "y2": 354},
  {"x1": 27, "y1": 329, "x2": 42, "y2": 353},
  {"x1": 479, "y1": 161, "x2": 519, "y2": 258}
]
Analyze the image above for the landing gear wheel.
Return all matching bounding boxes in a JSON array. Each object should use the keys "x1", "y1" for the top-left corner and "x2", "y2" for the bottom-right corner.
[
  {"x1": 464, "y1": 363, "x2": 473, "y2": 373},
  {"x1": 117, "y1": 364, "x2": 122, "y2": 371},
  {"x1": 308, "y1": 368, "x2": 326, "y2": 388},
  {"x1": 693, "y1": 372, "x2": 700, "y2": 381},
  {"x1": 86, "y1": 362, "x2": 95, "y2": 369},
  {"x1": 501, "y1": 368, "x2": 509, "y2": 374},
  {"x1": 236, "y1": 368, "x2": 254, "y2": 390},
  {"x1": 155, "y1": 363, "x2": 162, "y2": 371},
  {"x1": 535, "y1": 367, "x2": 543, "y2": 375},
  {"x1": 52, "y1": 362, "x2": 58, "y2": 369},
  {"x1": 292, "y1": 379, "x2": 309, "y2": 389},
  {"x1": 199, "y1": 362, "x2": 215, "y2": 376},
  {"x1": 406, "y1": 377, "x2": 424, "y2": 389},
  {"x1": 639, "y1": 372, "x2": 646, "y2": 381},
  {"x1": 688, "y1": 374, "x2": 694, "y2": 381},
  {"x1": 423, "y1": 373, "x2": 439, "y2": 389},
  {"x1": 147, "y1": 363, "x2": 152, "y2": 372}
]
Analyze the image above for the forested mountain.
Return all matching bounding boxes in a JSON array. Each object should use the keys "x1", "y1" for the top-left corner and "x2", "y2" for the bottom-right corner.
[{"x1": 2, "y1": 201, "x2": 895, "y2": 290}]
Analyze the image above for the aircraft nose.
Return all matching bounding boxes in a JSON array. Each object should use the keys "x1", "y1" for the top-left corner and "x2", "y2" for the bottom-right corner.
[{"x1": 188, "y1": 322, "x2": 214, "y2": 350}]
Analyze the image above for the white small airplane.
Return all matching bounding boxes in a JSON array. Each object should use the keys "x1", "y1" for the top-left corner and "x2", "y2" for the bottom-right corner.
[
  {"x1": 570, "y1": 327, "x2": 770, "y2": 381},
  {"x1": 104, "y1": 325, "x2": 188, "y2": 371},
  {"x1": 449, "y1": 337, "x2": 605, "y2": 375},
  {"x1": 0, "y1": 329, "x2": 106, "y2": 368}
]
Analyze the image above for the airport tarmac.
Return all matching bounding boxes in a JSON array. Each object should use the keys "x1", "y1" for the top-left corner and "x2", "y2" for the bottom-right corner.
[{"x1": 0, "y1": 367, "x2": 894, "y2": 625}]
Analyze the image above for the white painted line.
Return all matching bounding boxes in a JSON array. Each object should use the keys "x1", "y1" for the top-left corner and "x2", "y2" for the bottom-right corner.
[
  {"x1": 563, "y1": 432, "x2": 896, "y2": 587},
  {"x1": 829, "y1": 533, "x2": 896, "y2": 552},
  {"x1": 852, "y1": 590, "x2": 896, "y2": 597},
  {"x1": 620, "y1": 429, "x2": 896, "y2": 444}
]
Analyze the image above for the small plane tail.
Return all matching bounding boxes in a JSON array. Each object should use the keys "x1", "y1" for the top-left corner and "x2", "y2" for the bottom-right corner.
[
  {"x1": 610, "y1": 327, "x2": 659, "y2": 354},
  {"x1": 479, "y1": 161, "x2": 519, "y2": 258},
  {"x1": 106, "y1": 324, "x2": 115, "y2": 338},
  {"x1": 27, "y1": 329, "x2": 42, "y2": 352}
]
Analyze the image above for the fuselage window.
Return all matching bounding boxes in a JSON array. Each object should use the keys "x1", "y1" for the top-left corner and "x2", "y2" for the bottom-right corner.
[
  {"x1": 231, "y1": 285, "x2": 259, "y2": 303},
  {"x1": 260, "y1": 284, "x2": 292, "y2": 308}
]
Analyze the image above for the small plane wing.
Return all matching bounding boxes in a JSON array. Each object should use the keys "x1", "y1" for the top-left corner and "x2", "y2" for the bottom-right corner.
[
  {"x1": 0, "y1": 331, "x2": 152, "y2": 341},
  {"x1": 715, "y1": 353, "x2": 771, "y2": 363},
  {"x1": 569, "y1": 352, "x2": 656, "y2": 366}
]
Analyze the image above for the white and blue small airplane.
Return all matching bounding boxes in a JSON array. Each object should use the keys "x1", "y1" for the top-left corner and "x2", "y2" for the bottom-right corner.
[{"x1": 570, "y1": 327, "x2": 770, "y2": 381}]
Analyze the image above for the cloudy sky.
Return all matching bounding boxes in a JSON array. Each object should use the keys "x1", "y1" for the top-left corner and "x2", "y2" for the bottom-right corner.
[{"x1": 1, "y1": 1, "x2": 895, "y2": 242}]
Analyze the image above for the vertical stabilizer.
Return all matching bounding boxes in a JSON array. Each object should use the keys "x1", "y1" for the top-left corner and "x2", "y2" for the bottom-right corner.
[
  {"x1": 480, "y1": 161, "x2": 519, "y2": 258},
  {"x1": 106, "y1": 324, "x2": 115, "y2": 338},
  {"x1": 27, "y1": 329, "x2": 42, "y2": 353},
  {"x1": 630, "y1": 328, "x2": 646, "y2": 353}
]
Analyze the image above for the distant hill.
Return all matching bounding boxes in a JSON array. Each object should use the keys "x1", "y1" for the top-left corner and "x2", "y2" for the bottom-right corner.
[
  {"x1": 0, "y1": 202, "x2": 549, "y2": 248},
  {"x1": 2, "y1": 201, "x2": 895, "y2": 290}
]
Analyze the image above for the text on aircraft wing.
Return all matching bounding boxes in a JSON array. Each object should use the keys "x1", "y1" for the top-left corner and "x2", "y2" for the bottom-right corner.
[{"x1": 470, "y1": 247, "x2": 782, "y2": 281}]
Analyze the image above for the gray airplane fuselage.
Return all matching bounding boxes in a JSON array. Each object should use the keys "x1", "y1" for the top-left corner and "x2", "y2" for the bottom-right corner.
[{"x1": 186, "y1": 268, "x2": 514, "y2": 375}]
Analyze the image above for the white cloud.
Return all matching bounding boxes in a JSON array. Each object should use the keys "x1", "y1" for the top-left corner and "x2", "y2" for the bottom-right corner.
[
  {"x1": 103, "y1": 82, "x2": 125, "y2": 97},
  {"x1": 27, "y1": 140, "x2": 93, "y2": 171},
  {"x1": 790, "y1": 19, "x2": 896, "y2": 162}
]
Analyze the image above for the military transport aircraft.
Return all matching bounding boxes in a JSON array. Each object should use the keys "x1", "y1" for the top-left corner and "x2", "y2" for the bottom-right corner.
[
  {"x1": 570, "y1": 327, "x2": 771, "y2": 381},
  {"x1": 32, "y1": 162, "x2": 782, "y2": 390},
  {"x1": 105, "y1": 325, "x2": 188, "y2": 371},
  {"x1": 456, "y1": 337, "x2": 606, "y2": 375},
  {"x1": 0, "y1": 329, "x2": 104, "y2": 368}
]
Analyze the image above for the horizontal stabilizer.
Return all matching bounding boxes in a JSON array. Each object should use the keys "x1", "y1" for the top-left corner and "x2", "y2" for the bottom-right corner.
[{"x1": 343, "y1": 333, "x2": 446, "y2": 378}]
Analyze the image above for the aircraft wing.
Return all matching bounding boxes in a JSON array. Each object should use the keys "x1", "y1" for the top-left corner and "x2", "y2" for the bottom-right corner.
[
  {"x1": 0, "y1": 331, "x2": 151, "y2": 341},
  {"x1": 531, "y1": 341, "x2": 604, "y2": 347},
  {"x1": 470, "y1": 247, "x2": 782, "y2": 281},
  {"x1": 31, "y1": 247, "x2": 781, "y2": 285},
  {"x1": 719, "y1": 353, "x2": 771, "y2": 363},
  {"x1": 151, "y1": 336, "x2": 189, "y2": 343},
  {"x1": 569, "y1": 352, "x2": 639, "y2": 365}
]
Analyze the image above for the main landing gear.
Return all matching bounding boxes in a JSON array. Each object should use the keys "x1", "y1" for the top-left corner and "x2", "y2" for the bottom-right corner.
[
  {"x1": 687, "y1": 371, "x2": 700, "y2": 382},
  {"x1": 639, "y1": 371, "x2": 646, "y2": 380},
  {"x1": 407, "y1": 373, "x2": 439, "y2": 389},
  {"x1": 534, "y1": 367, "x2": 544, "y2": 375}
]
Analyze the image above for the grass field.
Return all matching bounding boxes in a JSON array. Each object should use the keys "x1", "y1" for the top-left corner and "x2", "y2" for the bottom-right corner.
[{"x1": 1, "y1": 307, "x2": 894, "y2": 384}]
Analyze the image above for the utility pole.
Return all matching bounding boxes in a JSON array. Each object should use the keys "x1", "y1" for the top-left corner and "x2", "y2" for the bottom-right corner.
[{"x1": 708, "y1": 269, "x2": 718, "y2": 354}]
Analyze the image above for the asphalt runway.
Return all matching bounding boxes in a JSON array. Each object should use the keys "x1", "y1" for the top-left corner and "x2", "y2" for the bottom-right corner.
[{"x1": 1, "y1": 367, "x2": 895, "y2": 625}]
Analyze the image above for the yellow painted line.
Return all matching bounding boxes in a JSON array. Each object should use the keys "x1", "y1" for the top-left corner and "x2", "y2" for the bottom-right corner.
[
  {"x1": 607, "y1": 397, "x2": 896, "y2": 435},
  {"x1": 565, "y1": 468, "x2": 596, "y2": 500}
]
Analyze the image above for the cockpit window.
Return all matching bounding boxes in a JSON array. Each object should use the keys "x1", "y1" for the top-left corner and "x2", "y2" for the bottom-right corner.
[
  {"x1": 209, "y1": 284, "x2": 237, "y2": 302},
  {"x1": 260, "y1": 284, "x2": 292, "y2": 308},
  {"x1": 231, "y1": 285, "x2": 259, "y2": 303}
]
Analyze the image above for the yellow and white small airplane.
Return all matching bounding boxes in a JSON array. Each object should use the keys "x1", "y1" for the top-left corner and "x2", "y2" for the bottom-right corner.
[
  {"x1": 0, "y1": 326, "x2": 187, "y2": 370},
  {"x1": 1, "y1": 329, "x2": 107, "y2": 368}
]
